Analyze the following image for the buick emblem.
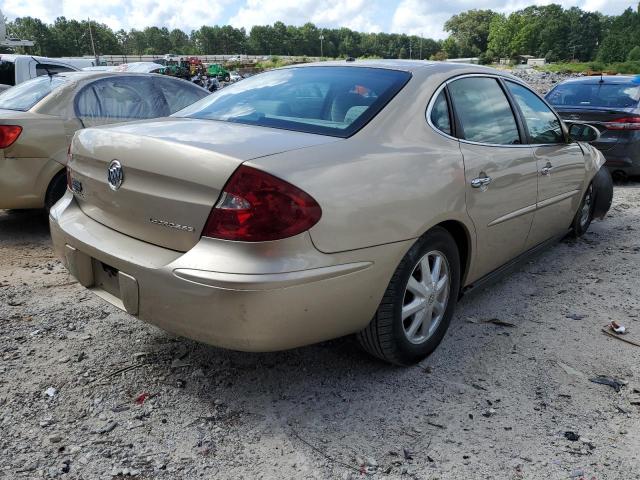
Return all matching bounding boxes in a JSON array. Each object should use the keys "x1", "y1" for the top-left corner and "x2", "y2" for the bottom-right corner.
[{"x1": 107, "y1": 160, "x2": 124, "y2": 191}]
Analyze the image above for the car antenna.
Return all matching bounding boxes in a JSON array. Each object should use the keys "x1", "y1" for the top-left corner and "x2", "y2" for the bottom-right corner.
[{"x1": 30, "y1": 55, "x2": 53, "y2": 78}]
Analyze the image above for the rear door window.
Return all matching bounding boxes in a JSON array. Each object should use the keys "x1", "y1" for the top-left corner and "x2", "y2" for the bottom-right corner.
[
  {"x1": 546, "y1": 82, "x2": 640, "y2": 108},
  {"x1": 448, "y1": 77, "x2": 521, "y2": 145},
  {"x1": 506, "y1": 81, "x2": 564, "y2": 144},
  {"x1": 76, "y1": 76, "x2": 169, "y2": 123},
  {"x1": 430, "y1": 90, "x2": 452, "y2": 136}
]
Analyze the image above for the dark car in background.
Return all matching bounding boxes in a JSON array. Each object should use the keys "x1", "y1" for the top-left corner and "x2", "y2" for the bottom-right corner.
[{"x1": 546, "y1": 75, "x2": 640, "y2": 180}]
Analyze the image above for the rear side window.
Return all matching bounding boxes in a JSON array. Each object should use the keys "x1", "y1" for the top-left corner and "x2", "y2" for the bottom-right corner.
[
  {"x1": 448, "y1": 77, "x2": 520, "y2": 145},
  {"x1": 0, "y1": 75, "x2": 68, "y2": 111},
  {"x1": 76, "y1": 76, "x2": 169, "y2": 120},
  {"x1": 0, "y1": 60, "x2": 16, "y2": 86},
  {"x1": 547, "y1": 82, "x2": 640, "y2": 109},
  {"x1": 430, "y1": 90, "x2": 452, "y2": 136},
  {"x1": 36, "y1": 63, "x2": 75, "y2": 76},
  {"x1": 177, "y1": 66, "x2": 411, "y2": 138},
  {"x1": 155, "y1": 77, "x2": 210, "y2": 113},
  {"x1": 506, "y1": 81, "x2": 564, "y2": 144}
]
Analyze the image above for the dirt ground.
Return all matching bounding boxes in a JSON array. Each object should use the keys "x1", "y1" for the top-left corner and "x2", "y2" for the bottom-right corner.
[{"x1": 1, "y1": 182, "x2": 640, "y2": 480}]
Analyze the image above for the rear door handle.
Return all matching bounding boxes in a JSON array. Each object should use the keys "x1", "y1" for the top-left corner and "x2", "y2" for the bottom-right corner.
[
  {"x1": 541, "y1": 163, "x2": 554, "y2": 175},
  {"x1": 471, "y1": 176, "x2": 492, "y2": 188}
]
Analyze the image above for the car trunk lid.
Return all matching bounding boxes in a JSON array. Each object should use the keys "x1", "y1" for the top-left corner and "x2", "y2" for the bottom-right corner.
[
  {"x1": 555, "y1": 106, "x2": 638, "y2": 152},
  {"x1": 68, "y1": 118, "x2": 339, "y2": 252}
]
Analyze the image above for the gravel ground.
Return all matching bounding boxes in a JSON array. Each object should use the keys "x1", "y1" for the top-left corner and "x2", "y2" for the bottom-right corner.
[
  {"x1": 1, "y1": 182, "x2": 640, "y2": 480},
  {"x1": 509, "y1": 69, "x2": 581, "y2": 95}
]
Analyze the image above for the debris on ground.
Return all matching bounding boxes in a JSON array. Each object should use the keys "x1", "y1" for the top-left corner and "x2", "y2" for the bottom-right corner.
[
  {"x1": 602, "y1": 327, "x2": 640, "y2": 347},
  {"x1": 564, "y1": 431, "x2": 580, "y2": 441},
  {"x1": 610, "y1": 321, "x2": 626, "y2": 334},
  {"x1": 589, "y1": 376, "x2": 626, "y2": 393},
  {"x1": 467, "y1": 318, "x2": 516, "y2": 327}
]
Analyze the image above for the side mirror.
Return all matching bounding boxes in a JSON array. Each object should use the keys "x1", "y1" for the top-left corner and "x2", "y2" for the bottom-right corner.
[{"x1": 568, "y1": 123, "x2": 601, "y2": 143}]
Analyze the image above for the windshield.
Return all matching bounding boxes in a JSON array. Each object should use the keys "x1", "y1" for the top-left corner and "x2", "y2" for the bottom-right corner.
[
  {"x1": 0, "y1": 75, "x2": 68, "y2": 111},
  {"x1": 176, "y1": 66, "x2": 411, "y2": 137},
  {"x1": 546, "y1": 82, "x2": 640, "y2": 109}
]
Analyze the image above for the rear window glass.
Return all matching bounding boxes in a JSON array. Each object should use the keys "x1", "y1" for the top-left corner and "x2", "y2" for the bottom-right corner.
[
  {"x1": 176, "y1": 66, "x2": 411, "y2": 137},
  {"x1": 547, "y1": 82, "x2": 640, "y2": 109},
  {"x1": 0, "y1": 60, "x2": 15, "y2": 86},
  {"x1": 0, "y1": 75, "x2": 68, "y2": 111}
]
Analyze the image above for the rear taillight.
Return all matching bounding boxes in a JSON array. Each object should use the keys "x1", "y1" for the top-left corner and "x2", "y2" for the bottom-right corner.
[
  {"x1": 202, "y1": 165, "x2": 322, "y2": 242},
  {"x1": 605, "y1": 117, "x2": 640, "y2": 130},
  {"x1": 0, "y1": 125, "x2": 22, "y2": 148}
]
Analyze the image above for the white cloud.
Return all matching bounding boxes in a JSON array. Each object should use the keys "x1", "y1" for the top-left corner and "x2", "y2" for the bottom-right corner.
[
  {"x1": 0, "y1": 0, "x2": 229, "y2": 31},
  {"x1": 0, "y1": 0, "x2": 635, "y2": 37},
  {"x1": 229, "y1": 0, "x2": 382, "y2": 32}
]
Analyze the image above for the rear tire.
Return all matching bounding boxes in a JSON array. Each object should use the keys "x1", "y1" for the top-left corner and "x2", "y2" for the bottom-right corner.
[
  {"x1": 44, "y1": 171, "x2": 67, "y2": 212},
  {"x1": 570, "y1": 183, "x2": 594, "y2": 238},
  {"x1": 357, "y1": 227, "x2": 461, "y2": 365}
]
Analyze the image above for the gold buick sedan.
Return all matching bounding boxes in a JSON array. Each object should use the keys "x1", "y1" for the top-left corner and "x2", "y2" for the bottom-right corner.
[
  {"x1": 0, "y1": 71, "x2": 208, "y2": 210},
  {"x1": 51, "y1": 60, "x2": 613, "y2": 365}
]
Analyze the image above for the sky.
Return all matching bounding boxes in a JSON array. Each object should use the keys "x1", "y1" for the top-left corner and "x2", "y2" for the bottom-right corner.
[{"x1": 0, "y1": 0, "x2": 636, "y2": 39}]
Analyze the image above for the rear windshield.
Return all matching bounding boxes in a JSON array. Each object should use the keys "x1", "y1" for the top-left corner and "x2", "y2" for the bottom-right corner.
[
  {"x1": 176, "y1": 66, "x2": 411, "y2": 137},
  {"x1": 0, "y1": 75, "x2": 68, "y2": 111},
  {"x1": 546, "y1": 82, "x2": 640, "y2": 109}
]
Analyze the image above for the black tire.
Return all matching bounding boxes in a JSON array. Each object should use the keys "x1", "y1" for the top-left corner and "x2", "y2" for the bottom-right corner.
[
  {"x1": 44, "y1": 171, "x2": 67, "y2": 212},
  {"x1": 570, "y1": 183, "x2": 594, "y2": 238},
  {"x1": 357, "y1": 227, "x2": 461, "y2": 365},
  {"x1": 224, "y1": 74, "x2": 230, "y2": 82}
]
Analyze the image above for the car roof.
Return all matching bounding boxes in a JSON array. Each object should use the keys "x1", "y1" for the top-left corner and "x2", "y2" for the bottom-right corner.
[
  {"x1": 287, "y1": 59, "x2": 476, "y2": 72},
  {"x1": 555, "y1": 75, "x2": 640, "y2": 85}
]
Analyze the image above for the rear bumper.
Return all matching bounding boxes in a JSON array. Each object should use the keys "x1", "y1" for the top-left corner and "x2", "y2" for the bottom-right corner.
[
  {"x1": 601, "y1": 142, "x2": 640, "y2": 176},
  {"x1": 49, "y1": 193, "x2": 408, "y2": 351}
]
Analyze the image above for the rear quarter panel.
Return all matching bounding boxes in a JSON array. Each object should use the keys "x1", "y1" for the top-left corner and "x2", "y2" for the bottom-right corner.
[{"x1": 248, "y1": 70, "x2": 474, "y2": 256}]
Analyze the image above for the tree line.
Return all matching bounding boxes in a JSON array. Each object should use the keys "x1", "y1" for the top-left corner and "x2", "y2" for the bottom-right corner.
[{"x1": 5, "y1": 3, "x2": 640, "y2": 64}]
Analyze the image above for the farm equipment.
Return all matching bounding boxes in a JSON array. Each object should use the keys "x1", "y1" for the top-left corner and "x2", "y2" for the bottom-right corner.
[{"x1": 207, "y1": 63, "x2": 231, "y2": 82}]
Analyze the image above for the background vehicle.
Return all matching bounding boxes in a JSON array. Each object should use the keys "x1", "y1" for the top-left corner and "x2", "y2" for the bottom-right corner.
[
  {"x1": 0, "y1": 54, "x2": 79, "y2": 92},
  {"x1": 0, "y1": 71, "x2": 209, "y2": 211},
  {"x1": 207, "y1": 63, "x2": 231, "y2": 82},
  {"x1": 53, "y1": 61, "x2": 612, "y2": 365},
  {"x1": 229, "y1": 71, "x2": 243, "y2": 82},
  {"x1": 546, "y1": 76, "x2": 640, "y2": 180}
]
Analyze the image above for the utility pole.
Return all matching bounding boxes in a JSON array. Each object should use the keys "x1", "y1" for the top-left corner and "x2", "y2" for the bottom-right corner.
[
  {"x1": 319, "y1": 33, "x2": 324, "y2": 58},
  {"x1": 88, "y1": 18, "x2": 98, "y2": 65},
  {"x1": 420, "y1": 32, "x2": 423, "y2": 60},
  {"x1": 409, "y1": 39, "x2": 412, "y2": 60}
]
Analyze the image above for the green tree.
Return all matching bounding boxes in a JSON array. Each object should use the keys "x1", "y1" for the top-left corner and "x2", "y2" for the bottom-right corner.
[
  {"x1": 444, "y1": 9, "x2": 497, "y2": 57},
  {"x1": 628, "y1": 45, "x2": 640, "y2": 61}
]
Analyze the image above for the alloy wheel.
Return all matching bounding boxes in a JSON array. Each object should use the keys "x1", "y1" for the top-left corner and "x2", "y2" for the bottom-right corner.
[
  {"x1": 402, "y1": 250, "x2": 451, "y2": 344},
  {"x1": 580, "y1": 184, "x2": 594, "y2": 229}
]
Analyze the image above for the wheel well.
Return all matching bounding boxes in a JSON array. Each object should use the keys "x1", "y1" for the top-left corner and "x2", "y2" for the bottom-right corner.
[
  {"x1": 45, "y1": 169, "x2": 66, "y2": 205},
  {"x1": 436, "y1": 220, "x2": 471, "y2": 286}
]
